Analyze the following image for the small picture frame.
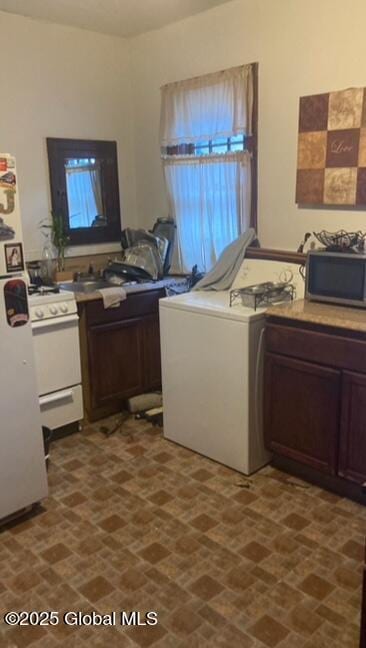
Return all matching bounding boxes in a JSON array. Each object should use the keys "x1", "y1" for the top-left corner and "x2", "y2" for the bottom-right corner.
[{"x1": 5, "y1": 242, "x2": 24, "y2": 273}]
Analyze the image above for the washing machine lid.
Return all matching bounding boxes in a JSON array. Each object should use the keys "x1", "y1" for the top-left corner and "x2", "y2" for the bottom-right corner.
[
  {"x1": 160, "y1": 259, "x2": 305, "y2": 322},
  {"x1": 159, "y1": 290, "x2": 265, "y2": 322}
]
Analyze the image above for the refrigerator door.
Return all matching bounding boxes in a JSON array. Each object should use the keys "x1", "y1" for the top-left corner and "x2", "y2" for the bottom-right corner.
[
  {"x1": 0, "y1": 278, "x2": 48, "y2": 520},
  {"x1": 0, "y1": 154, "x2": 24, "y2": 278}
]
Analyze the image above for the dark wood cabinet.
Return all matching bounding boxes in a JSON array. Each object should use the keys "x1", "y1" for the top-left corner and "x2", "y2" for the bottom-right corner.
[
  {"x1": 265, "y1": 317, "x2": 366, "y2": 502},
  {"x1": 361, "y1": 543, "x2": 366, "y2": 648},
  {"x1": 78, "y1": 289, "x2": 165, "y2": 421},
  {"x1": 265, "y1": 353, "x2": 340, "y2": 474},
  {"x1": 88, "y1": 317, "x2": 145, "y2": 407},
  {"x1": 339, "y1": 372, "x2": 366, "y2": 485},
  {"x1": 142, "y1": 314, "x2": 162, "y2": 390}
]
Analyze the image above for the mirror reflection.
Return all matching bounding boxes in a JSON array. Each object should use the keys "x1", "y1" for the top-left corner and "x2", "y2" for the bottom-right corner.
[{"x1": 65, "y1": 158, "x2": 106, "y2": 229}]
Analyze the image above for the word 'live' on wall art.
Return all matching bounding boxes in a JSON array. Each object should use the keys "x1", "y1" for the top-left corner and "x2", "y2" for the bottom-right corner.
[{"x1": 296, "y1": 87, "x2": 366, "y2": 206}]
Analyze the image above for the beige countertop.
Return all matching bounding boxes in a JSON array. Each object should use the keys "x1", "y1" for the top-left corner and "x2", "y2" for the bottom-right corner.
[
  {"x1": 266, "y1": 298, "x2": 366, "y2": 334},
  {"x1": 64, "y1": 276, "x2": 188, "y2": 304}
]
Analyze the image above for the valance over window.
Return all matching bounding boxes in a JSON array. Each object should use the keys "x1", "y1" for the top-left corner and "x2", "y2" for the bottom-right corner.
[{"x1": 160, "y1": 64, "x2": 253, "y2": 146}]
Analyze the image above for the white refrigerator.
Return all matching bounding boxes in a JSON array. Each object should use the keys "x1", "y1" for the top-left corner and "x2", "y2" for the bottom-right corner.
[{"x1": 0, "y1": 153, "x2": 48, "y2": 520}]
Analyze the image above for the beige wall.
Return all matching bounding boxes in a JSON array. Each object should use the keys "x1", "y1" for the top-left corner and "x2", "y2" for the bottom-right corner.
[
  {"x1": 0, "y1": 11, "x2": 137, "y2": 261},
  {"x1": 130, "y1": 0, "x2": 366, "y2": 250},
  {"x1": 3, "y1": 1, "x2": 366, "y2": 260},
  {"x1": 258, "y1": 0, "x2": 366, "y2": 249},
  {"x1": 129, "y1": 0, "x2": 259, "y2": 233}
]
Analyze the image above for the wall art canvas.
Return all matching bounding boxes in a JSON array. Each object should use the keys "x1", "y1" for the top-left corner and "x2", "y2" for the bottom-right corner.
[{"x1": 296, "y1": 87, "x2": 366, "y2": 205}]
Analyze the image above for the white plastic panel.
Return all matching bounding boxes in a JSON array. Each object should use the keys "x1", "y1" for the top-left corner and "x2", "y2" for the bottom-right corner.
[
  {"x1": 159, "y1": 290, "x2": 263, "y2": 322},
  {"x1": 160, "y1": 303, "x2": 270, "y2": 474}
]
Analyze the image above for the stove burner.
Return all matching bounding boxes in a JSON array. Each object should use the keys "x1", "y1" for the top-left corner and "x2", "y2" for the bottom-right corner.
[{"x1": 28, "y1": 284, "x2": 60, "y2": 296}]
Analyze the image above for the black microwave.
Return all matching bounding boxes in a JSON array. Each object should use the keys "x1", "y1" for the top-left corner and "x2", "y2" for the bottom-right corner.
[{"x1": 306, "y1": 250, "x2": 366, "y2": 308}]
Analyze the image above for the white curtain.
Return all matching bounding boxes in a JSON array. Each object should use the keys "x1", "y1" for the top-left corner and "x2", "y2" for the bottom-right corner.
[
  {"x1": 163, "y1": 152, "x2": 251, "y2": 272},
  {"x1": 160, "y1": 64, "x2": 253, "y2": 145},
  {"x1": 90, "y1": 168, "x2": 103, "y2": 216},
  {"x1": 66, "y1": 169, "x2": 98, "y2": 228}
]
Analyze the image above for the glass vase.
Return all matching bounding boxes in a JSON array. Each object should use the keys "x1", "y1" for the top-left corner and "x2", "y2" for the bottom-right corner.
[{"x1": 41, "y1": 235, "x2": 56, "y2": 284}]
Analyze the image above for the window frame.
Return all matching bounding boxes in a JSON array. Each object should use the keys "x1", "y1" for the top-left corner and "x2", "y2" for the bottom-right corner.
[{"x1": 47, "y1": 138, "x2": 121, "y2": 246}]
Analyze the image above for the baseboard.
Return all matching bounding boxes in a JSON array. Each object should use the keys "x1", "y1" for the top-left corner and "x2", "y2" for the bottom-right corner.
[
  {"x1": 51, "y1": 421, "x2": 80, "y2": 441},
  {"x1": 272, "y1": 454, "x2": 366, "y2": 506}
]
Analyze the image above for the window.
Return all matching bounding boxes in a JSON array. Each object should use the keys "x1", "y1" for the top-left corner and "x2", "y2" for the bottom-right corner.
[
  {"x1": 162, "y1": 134, "x2": 246, "y2": 157},
  {"x1": 65, "y1": 159, "x2": 103, "y2": 229},
  {"x1": 164, "y1": 154, "x2": 250, "y2": 271},
  {"x1": 160, "y1": 64, "x2": 257, "y2": 273}
]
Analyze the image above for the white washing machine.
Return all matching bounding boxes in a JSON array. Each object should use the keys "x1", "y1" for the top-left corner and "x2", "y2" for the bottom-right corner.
[{"x1": 159, "y1": 259, "x2": 304, "y2": 475}]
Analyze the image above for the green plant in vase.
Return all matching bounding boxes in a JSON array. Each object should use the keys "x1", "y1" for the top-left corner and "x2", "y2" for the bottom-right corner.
[{"x1": 40, "y1": 211, "x2": 70, "y2": 272}]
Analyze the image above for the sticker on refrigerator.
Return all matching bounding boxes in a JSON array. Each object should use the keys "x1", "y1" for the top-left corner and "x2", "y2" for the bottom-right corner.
[
  {"x1": 0, "y1": 158, "x2": 7, "y2": 172},
  {"x1": 4, "y1": 279, "x2": 29, "y2": 328},
  {"x1": 0, "y1": 171, "x2": 16, "y2": 189},
  {"x1": 0, "y1": 217, "x2": 15, "y2": 241},
  {"x1": 5, "y1": 243, "x2": 24, "y2": 273},
  {"x1": 0, "y1": 189, "x2": 15, "y2": 215}
]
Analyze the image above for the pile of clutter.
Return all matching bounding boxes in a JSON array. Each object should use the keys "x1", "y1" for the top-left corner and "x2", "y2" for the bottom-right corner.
[{"x1": 104, "y1": 218, "x2": 176, "y2": 283}]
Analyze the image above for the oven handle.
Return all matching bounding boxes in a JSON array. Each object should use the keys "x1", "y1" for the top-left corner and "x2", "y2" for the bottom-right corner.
[
  {"x1": 32, "y1": 314, "x2": 79, "y2": 330},
  {"x1": 39, "y1": 389, "x2": 74, "y2": 406}
]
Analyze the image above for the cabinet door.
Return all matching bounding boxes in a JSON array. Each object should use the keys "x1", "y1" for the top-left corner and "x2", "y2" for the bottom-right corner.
[
  {"x1": 264, "y1": 353, "x2": 341, "y2": 474},
  {"x1": 142, "y1": 314, "x2": 162, "y2": 391},
  {"x1": 360, "y1": 546, "x2": 366, "y2": 648},
  {"x1": 339, "y1": 371, "x2": 366, "y2": 484},
  {"x1": 88, "y1": 317, "x2": 144, "y2": 407}
]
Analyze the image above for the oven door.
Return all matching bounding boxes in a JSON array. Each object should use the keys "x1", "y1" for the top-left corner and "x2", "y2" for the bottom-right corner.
[
  {"x1": 32, "y1": 314, "x2": 81, "y2": 396},
  {"x1": 39, "y1": 384, "x2": 83, "y2": 431}
]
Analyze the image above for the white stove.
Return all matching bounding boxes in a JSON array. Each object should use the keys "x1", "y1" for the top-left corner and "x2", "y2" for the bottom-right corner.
[{"x1": 29, "y1": 287, "x2": 83, "y2": 432}]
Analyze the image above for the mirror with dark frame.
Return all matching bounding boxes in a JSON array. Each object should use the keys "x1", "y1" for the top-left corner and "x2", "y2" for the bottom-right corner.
[{"x1": 47, "y1": 138, "x2": 121, "y2": 246}]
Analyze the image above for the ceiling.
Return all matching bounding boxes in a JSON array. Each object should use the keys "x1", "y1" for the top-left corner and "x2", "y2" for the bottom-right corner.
[{"x1": 0, "y1": 0, "x2": 233, "y2": 38}]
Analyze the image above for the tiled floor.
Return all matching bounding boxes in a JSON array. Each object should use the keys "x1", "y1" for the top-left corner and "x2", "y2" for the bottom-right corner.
[{"x1": 0, "y1": 415, "x2": 365, "y2": 647}]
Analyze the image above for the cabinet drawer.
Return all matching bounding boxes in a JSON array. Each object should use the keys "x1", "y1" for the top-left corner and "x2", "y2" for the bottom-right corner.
[
  {"x1": 85, "y1": 290, "x2": 165, "y2": 326},
  {"x1": 266, "y1": 323, "x2": 366, "y2": 373}
]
